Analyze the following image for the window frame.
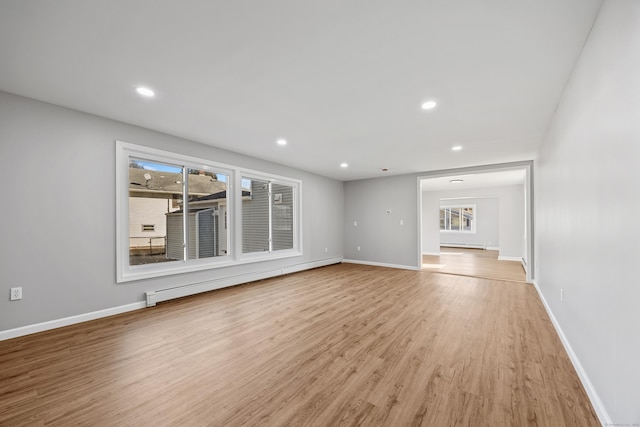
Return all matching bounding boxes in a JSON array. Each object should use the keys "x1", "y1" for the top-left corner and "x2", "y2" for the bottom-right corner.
[
  {"x1": 116, "y1": 141, "x2": 302, "y2": 283},
  {"x1": 439, "y1": 204, "x2": 476, "y2": 233},
  {"x1": 239, "y1": 172, "x2": 301, "y2": 261}
]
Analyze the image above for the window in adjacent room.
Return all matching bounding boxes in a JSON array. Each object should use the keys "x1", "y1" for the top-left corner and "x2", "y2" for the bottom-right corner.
[{"x1": 440, "y1": 206, "x2": 475, "y2": 232}]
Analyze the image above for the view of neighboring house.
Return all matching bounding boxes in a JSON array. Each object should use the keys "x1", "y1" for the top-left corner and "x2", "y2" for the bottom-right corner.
[
  {"x1": 128, "y1": 163, "x2": 227, "y2": 263},
  {"x1": 128, "y1": 162, "x2": 293, "y2": 264}
]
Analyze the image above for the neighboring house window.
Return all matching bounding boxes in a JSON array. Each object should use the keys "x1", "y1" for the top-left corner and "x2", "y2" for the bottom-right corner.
[
  {"x1": 117, "y1": 141, "x2": 302, "y2": 282},
  {"x1": 440, "y1": 206, "x2": 475, "y2": 232}
]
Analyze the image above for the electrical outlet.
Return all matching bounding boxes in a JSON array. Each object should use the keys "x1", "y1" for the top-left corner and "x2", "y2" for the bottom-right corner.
[
  {"x1": 400, "y1": 219, "x2": 404, "y2": 226},
  {"x1": 357, "y1": 246, "x2": 361, "y2": 251},
  {"x1": 325, "y1": 247, "x2": 328, "y2": 253},
  {"x1": 354, "y1": 221, "x2": 358, "y2": 226},
  {"x1": 10, "y1": 287, "x2": 22, "y2": 301},
  {"x1": 560, "y1": 289, "x2": 564, "y2": 302}
]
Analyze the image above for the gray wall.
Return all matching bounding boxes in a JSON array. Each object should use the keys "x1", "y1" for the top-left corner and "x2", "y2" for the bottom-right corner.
[
  {"x1": 535, "y1": 0, "x2": 639, "y2": 423},
  {"x1": 421, "y1": 193, "x2": 440, "y2": 255},
  {"x1": 343, "y1": 175, "x2": 526, "y2": 270},
  {"x1": 497, "y1": 185, "x2": 525, "y2": 260},
  {"x1": 343, "y1": 174, "x2": 419, "y2": 268},
  {"x1": 439, "y1": 197, "x2": 499, "y2": 248},
  {"x1": 0, "y1": 91, "x2": 344, "y2": 331}
]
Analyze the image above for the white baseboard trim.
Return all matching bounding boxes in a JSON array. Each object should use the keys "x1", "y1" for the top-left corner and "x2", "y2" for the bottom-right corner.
[
  {"x1": 0, "y1": 301, "x2": 146, "y2": 342},
  {"x1": 342, "y1": 259, "x2": 420, "y2": 271},
  {"x1": 422, "y1": 251, "x2": 441, "y2": 256},
  {"x1": 498, "y1": 255, "x2": 522, "y2": 262},
  {"x1": 1, "y1": 257, "x2": 344, "y2": 341},
  {"x1": 282, "y1": 257, "x2": 342, "y2": 275},
  {"x1": 486, "y1": 246, "x2": 499, "y2": 251},
  {"x1": 531, "y1": 280, "x2": 611, "y2": 426}
]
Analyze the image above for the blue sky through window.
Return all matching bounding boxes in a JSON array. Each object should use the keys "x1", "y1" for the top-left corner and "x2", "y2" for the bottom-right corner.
[
  {"x1": 132, "y1": 160, "x2": 181, "y2": 174},
  {"x1": 131, "y1": 159, "x2": 240, "y2": 187}
]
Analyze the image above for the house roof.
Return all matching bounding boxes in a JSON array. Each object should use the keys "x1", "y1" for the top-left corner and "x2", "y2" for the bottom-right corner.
[
  {"x1": 129, "y1": 169, "x2": 226, "y2": 197},
  {"x1": 193, "y1": 190, "x2": 251, "y2": 201}
]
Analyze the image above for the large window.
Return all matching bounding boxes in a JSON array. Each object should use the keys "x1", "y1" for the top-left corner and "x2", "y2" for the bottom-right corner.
[
  {"x1": 242, "y1": 178, "x2": 295, "y2": 254},
  {"x1": 440, "y1": 206, "x2": 475, "y2": 232},
  {"x1": 117, "y1": 141, "x2": 301, "y2": 282}
]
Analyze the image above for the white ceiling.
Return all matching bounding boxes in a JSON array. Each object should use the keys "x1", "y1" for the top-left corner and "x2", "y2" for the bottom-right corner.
[
  {"x1": 0, "y1": 0, "x2": 602, "y2": 181},
  {"x1": 421, "y1": 169, "x2": 526, "y2": 192}
]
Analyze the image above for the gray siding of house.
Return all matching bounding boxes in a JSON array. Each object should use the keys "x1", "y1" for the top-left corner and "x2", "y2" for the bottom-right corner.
[
  {"x1": 166, "y1": 214, "x2": 184, "y2": 260},
  {"x1": 272, "y1": 184, "x2": 294, "y2": 251},
  {"x1": 242, "y1": 179, "x2": 270, "y2": 253},
  {"x1": 196, "y1": 209, "x2": 217, "y2": 258}
]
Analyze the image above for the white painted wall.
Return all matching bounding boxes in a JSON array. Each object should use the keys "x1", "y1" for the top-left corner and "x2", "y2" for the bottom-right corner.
[
  {"x1": 422, "y1": 185, "x2": 525, "y2": 261},
  {"x1": 440, "y1": 197, "x2": 499, "y2": 248},
  {"x1": 128, "y1": 197, "x2": 174, "y2": 246},
  {"x1": 0, "y1": 91, "x2": 344, "y2": 332},
  {"x1": 535, "y1": 0, "x2": 640, "y2": 423}
]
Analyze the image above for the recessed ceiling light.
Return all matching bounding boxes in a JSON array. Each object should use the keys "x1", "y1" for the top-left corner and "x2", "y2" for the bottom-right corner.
[
  {"x1": 340, "y1": 163, "x2": 349, "y2": 168},
  {"x1": 135, "y1": 87, "x2": 155, "y2": 97},
  {"x1": 276, "y1": 139, "x2": 287, "y2": 146},
  {"x1": 451, "y1": 145, "x2": 463, "y2": 151},
  {"x1": 450, "y1": 179, "x2": 464, "y2": 184},
  {"x1": 421, "y1": 100, "x2": 437, "y2": 110}
]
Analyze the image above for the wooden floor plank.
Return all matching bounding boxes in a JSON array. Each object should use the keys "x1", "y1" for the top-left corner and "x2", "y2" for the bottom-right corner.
[
  {"x1": 423, "y1": 247, "x2": 527, "y2": 282},
  {"x1": 0, "y1": 264, "x2": 598, "y2": 426}
]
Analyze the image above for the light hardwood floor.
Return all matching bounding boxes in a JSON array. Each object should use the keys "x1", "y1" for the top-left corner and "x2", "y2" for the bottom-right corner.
[
  {"x1": 423, "y1": 247, "x2": 527, "y2": 283},
  {"x1": 0, "y1": 264, "x2": 598, "y2": 426}
]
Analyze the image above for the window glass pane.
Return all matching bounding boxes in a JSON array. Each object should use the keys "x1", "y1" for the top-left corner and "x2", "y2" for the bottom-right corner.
[
  {"x1": 272, "y1": 183, "x2": 294, "y2": 250},
  {"x1": 118, "y1": 142, "x2": 303, "y2": 283},
  {"x1": 186, "y1": 169, "x2": 230, "y2": 259},
  {"x1": 439, "y1": 206, "x2": 474, "y2": 232},
  {"x1": 242, "y1": 178, "x2": 270, "y2": 253},
  {"x1": 450, "y1": 208, "x2": 461, "y2": 230},
  {"x1": 128, "y1": 159, "x2": 183, "y2": 265},
  {"x1": 462, "y1": 207, "x2": 473, "y2": 231}
]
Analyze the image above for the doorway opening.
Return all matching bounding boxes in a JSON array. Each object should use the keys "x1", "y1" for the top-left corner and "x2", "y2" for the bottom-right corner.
[{"x1": 417, "y1": 161, "x2": 533, "y2": 283}]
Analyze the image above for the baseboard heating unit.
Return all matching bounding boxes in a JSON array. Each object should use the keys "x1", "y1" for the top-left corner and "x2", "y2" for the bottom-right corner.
[
  {"x1": 440, "y1": 243, "x2": 486, "y2": 249},
  {"x1": 145, "y1": 257, "x2": 342, "y2": 307}
]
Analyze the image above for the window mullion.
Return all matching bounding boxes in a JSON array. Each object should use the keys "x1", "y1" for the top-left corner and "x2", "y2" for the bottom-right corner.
[
  {"x1": 446, "y1": 208, "x2": 450, "y2": 231},
  {"x1": 182, "y1": 166, "x2": 188, "y2": 262},
  {"x1": 268, "y1": 181, "x2": 273, "y2": 253}
]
